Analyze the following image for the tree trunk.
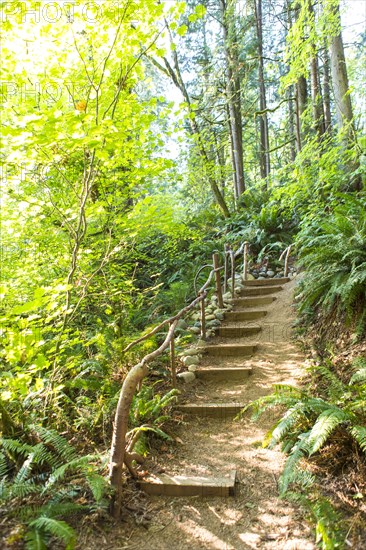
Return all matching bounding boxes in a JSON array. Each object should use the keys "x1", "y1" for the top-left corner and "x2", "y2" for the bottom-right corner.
[
  {"x1": 220, "y1": 0, "x2": 245, "y2": 198},
  {"x1": 329, "y1": 2, "x2": 354, "y2": 128},
  {"x1": 329, "y1": 0, "x2": 361, "y2": 190},
  {"x1": 295, "y1": 76, "x2": 307, "y2": 151},
  {"x1": 322, "y1": 44, "x2": 332, "y2": 134},
  {"x1": 255, "y1": 0, "x2": 270, "y2": 180},
  {"x1": 288, "y1": 86, "x2": 296, "y2": 161},
  {"x1": 308, "y1": 1, "x2": 325, "y2": 140},
  {"x1": 310, "y1": 52, "x2": 326, "y2": 139}
]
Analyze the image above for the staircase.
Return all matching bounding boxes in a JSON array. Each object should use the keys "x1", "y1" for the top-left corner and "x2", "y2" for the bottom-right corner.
[{"x1": 139, "y1": 276, "x2": 290, "y2": 496}]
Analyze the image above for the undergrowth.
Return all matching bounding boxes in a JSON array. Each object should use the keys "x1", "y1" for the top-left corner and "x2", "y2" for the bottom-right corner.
[{"x1": 241, "y1": 356, "x2": 366, "y2": 549}]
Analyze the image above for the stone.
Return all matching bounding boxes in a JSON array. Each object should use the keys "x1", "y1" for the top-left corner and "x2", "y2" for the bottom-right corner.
[
  {"x1": 182, "y1": 355, "x2": 200, "y2": 367},
  {"x1": 191, "y1": 313, "x2": 200, "y2": 321},
  {"x1": 177, "y1": 372, "x2": 196, "y2": 383},
  {"x1": 189, "y1": 326, "x2": 201, "y2": 334},
  {"x1": 267, "y1": 270, "x2": 275, "y2": 277},
  {"x1": 206, "y1": 314, "x2": 215, "y2": 321},
  {"x1": 194, "y1": 321, "x2": 201, "y2": 328},
  {"x1": 258, "y1": 276, "x2": 266, "y2": 280},
  {"x1": 176, "y1": 319, "x2": 188, "y2": 330},
  {"x1": 223, "y1": 292, "x2": 232, "y2": 300},
  {"x1": 207, "y1": 320, "x2": 220, "y2": 328},
  {"x1": 246, "y1": 273, "x2": 255, "y2": 281},
  {"x1": 179, "y1": 347, "x2": 200, "y2": 357},
  {"x1": 187, "y1": 365, "x2": 197, "y2": 372},
  {"x1": 215, "y1": 312, "x2": 224, "y2": 321}
]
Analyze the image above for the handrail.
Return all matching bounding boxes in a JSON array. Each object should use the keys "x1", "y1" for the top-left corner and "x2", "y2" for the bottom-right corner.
[
  {"x1": 110, "y1": 257, "x2": 227, "y2": 518},
  {"x1": 279, "y1": 244, "x2": 293, "y2": 277},
  {"x1": 123, "y1": 265, "x2": 223, "y2": 354},
  {"x1": 224, "y1": 240, "x2": 249, "y2": 296}
]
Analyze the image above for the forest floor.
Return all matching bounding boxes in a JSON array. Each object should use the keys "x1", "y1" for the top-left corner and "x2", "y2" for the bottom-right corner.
[{"x1": 80, "y1": 278, "x2": 317, "y2": 549}]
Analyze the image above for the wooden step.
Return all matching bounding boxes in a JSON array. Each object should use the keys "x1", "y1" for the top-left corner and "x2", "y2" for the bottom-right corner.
[
  {"x1": 243, "y1": 277, "x2": 289, "y2": 286},
  {"x1": 234, "y1": 296, "x2": 277, "y2": 307},
  {"x1": 195, "y1": 366, "x2": 253, "y2": 380},
  {"x1": 241, "y1": 285, "x2": 283, "y2": 296},
  {"x1": 178, "y1": 402, "x2": 245, "y2": 418},
  {"x1": 225, "y1": 309, "x2": 268, "y2": 321},
  {"x1": 139, "y1": 470, "x2": 237, "y2": 497},
  {"x1": 203, "y1": 343, "x2": 257, "y2": 357},
  {"x1": 217, "y1": 325, "x2": 261, "y2": 338}
]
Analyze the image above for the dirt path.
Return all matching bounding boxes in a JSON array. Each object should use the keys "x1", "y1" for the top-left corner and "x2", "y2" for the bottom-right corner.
[{"x1": 83, "y1": 278, "x2": 316, "y2": 549}]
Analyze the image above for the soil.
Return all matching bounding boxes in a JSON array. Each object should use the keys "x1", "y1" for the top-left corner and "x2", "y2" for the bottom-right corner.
[{"x1": 80, "y1": 277, "x2": 316, "y2": 549}]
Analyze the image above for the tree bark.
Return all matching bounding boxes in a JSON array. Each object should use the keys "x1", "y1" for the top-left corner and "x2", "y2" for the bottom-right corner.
[
  {"x1": 322, "y1": 44, "x2": 332, "y2": 134},
  {"x1": 308, "y1": 1, "x2": 325, "y2": 140},
  {"x1": 288, "y1": 86, "x2": 296, "y2": 161},
  {"x1": 254, "y1": 0, "x2": 270, "y2": 180},
  {"x1": 310, "y1": 54, "x2": 325, "y2": 138},
  {"x1": 220, "y1": 0, "x2": 245, "y2": 198},
  {"x1": 329, "y1": 0, "x2": 361, "y2": 190}
]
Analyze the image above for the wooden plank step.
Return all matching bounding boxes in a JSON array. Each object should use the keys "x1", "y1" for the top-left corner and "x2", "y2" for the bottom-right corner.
[
  {"x1": 203, "y1": 343, "x2": 257, "y2": 356},
  {"x1": 139, "y1": 470, "x2": 237, "y2": 497},
  {"x1": 217, "y1": 325, "x2": 261, "y2": 338},
  {"x1": 241, "y1": 285, "x2": 283, "y2": 296},
  {"x1": 243, "y1": 277, "x2": 289, "y2": 286},
  {"x1": 225, "y1": 310, "x2": 268, "y2": 321},
  {"x1": 195, "y1": 366, "x2": 253, "y2": 380},
  {"x1": 234, "y1": 296, "x2": 277, "y2": 307},
  {"x1": 178, "y1": 402, "x2": 245, "y2": 418}
]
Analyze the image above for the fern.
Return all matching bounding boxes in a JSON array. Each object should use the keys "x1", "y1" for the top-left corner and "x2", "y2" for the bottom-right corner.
[
  {"x1": 28, "y1": 517, "x2": 76, "y2": 549},
  {"x1": 0, "y1": 427, "x2": 109, "y2": 549},
  {"x1": 350, "y1": 426, "x2": 366, "y2": 453},
  {"x1": 296, "y1": 197, "x2": 366, "y2": 332},
  {"x1": 307, "y1": 408, "x2": 350, "y2": 455},
  {"x1": 25, "y1": 528, "x2": 47, "y2": 550}
]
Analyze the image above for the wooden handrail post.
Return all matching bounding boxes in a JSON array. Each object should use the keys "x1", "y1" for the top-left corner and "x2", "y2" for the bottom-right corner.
[
  {"x1": 284, "y1": 245, "x2": 292, "y2": 277},
  {"x1": 200, "y1": 295, "x2": 206, "y2": 340},
  {"x1": 243, "y1": 241, "x2": 249, "y2": 281},
  {"x1": 230, "y1": 250, "x2": 235, "y2": 299},
  {"x1": 170, "y1": 323, "x2": 176, "y2": 388},
  {"x1": 224, "y1": 244, "x2": 229, "y2": 293},
  {"x1": 213, "y1": 253, "x2": 224, "y2": 308}
]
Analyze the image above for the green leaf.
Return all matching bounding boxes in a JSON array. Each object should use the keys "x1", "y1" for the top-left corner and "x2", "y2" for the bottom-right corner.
[
  {"x1": 28, "y1": 517, "x2": 76, "y2": 548},
  {"x1": 177, "y1": 24, "x2": 188, "y2": 37}
]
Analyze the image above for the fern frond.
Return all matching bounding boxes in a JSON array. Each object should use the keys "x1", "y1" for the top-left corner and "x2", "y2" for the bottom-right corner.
[
  {"x1": 25, "y1": 528, "x2": 47, "y2": 550},
  {"x1": 28, "y1": 517, "x2": 76, "y2": 548},
  {"x1": 350, "y1": 425, "x2": 366, "y2": 452},
  {"x1": 0, "y1": 451, "x2": 8, "y2": 477},
  {"x1": 85, "y1": 473, "x2": 109, "y2": 505},
  {"x1": 34, "y1": 426, "x2": 78, "y2": 463},
  {"x1": 307, "y1": 408, "x2": 350, "y2": 455},
  {"x1": 42, "y1": 455, "x2": 93, "y2": 492},
  {"x1": 1, "y1": 438, "x2": 34, "y2": 456},
  {"x1": 279, "y1": 434, "x2": 312, "y2": 496}
]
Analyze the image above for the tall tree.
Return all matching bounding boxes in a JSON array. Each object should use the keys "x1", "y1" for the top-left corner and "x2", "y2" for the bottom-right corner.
[
  {"x1": 220, "y1": 0, "x2": 245, "y2": 199},
  {"x1": 308, "y1": 0, "x2": 326, "y2": 140},
  {"x1": 327, "y1": 0, "x2": 362, "y2": 189},
  {"x1": 254, "y1": 0, "x2": 271, "y2": 179}
]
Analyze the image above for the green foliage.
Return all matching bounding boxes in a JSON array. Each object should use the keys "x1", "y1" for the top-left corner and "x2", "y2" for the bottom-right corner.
[
  {"x1": 242, "y1": 359, "x2": 366, "y2": 549},
  {"x1": 295, "y1": 195, "x2": 366, "y2": 333},
  {"x1": 0, "y1": 426, "x2": 109, "y2": 549}
]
